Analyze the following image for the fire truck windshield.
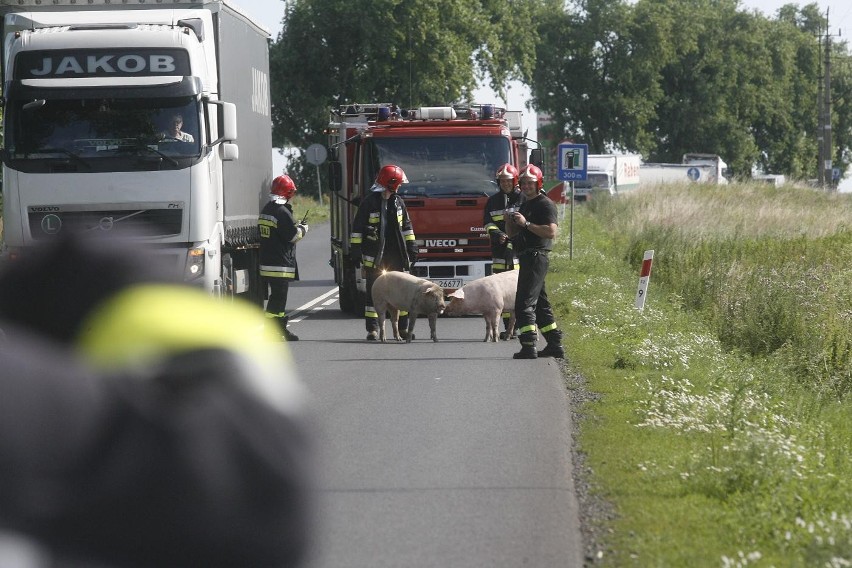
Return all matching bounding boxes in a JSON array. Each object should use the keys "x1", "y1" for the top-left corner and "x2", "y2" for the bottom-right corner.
[
  {"x1": 370, "y1": 136, "x2": 511, "y2": 197},
  {"x1": 4, "y1": 96, "x2": 201, "y2": 173}
]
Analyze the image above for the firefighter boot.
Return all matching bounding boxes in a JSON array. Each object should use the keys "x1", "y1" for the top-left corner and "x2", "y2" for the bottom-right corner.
[
  {"x1": 538, "y1": 330, "x2": 564, "y2": 359},
  {"x1": 499, "y1": 312, "x2": 517, "y2": 341},
  {"x1": 513, "y1": 333, "x2": 538, "y2": 359},
  {"x1": 398, "y1": 313, "x2": 415, "y2": 341},
  {"x1": 278, "y1": 317, "x2": 299, "y2": 341}
]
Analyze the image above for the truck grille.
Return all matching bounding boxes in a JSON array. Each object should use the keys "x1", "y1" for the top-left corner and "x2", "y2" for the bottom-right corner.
[{"x1": 28, "y1": 208, "x2": 183, "y2": 239}]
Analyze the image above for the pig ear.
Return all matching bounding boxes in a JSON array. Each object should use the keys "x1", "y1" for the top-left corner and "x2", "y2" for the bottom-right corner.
[{"x1": 449, "y1": 289, "x2": 464, "y2": 299}]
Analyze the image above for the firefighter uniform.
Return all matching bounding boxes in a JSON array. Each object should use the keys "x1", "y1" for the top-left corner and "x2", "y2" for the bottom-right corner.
[
  {"x1": 484, "y1": 188, "x2": 520, "y2": 273},
  {"x1": 351, "y1": 185, "x2": 418, "y2": 337},
  {"x1": 484, "y1": 185, "x2": 521, "y2": 338},
  {"x1": 513, "y1": 190, "x2": 563, "y2": 357},
  {"x1": 259, "y1": 197, "x2": 307, "y2": 340}
]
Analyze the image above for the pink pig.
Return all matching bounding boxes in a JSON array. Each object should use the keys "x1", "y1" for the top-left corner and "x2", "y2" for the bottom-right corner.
[{"x1": 444, "y1": 270, "x2": 518, "y2": 342}]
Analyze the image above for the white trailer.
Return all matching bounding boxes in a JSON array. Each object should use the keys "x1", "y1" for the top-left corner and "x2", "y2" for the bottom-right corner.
[
  {"x1": 639, "y1": 162, "x2": 717, "y2": 186},
  {"x1": 571, "y1": 153, "x2": 641, "y2": 201},
  {"x1": 0, "y1": 0, "x2": 272, "y2": 303},
  {"x1": 682, "y1": 153, "x2": 730, "y2": 185}
]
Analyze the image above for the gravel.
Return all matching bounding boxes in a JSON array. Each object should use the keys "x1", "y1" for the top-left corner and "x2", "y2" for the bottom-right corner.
[{"x1": 559, "y1": 359, "x2": 618, "y2": 566}]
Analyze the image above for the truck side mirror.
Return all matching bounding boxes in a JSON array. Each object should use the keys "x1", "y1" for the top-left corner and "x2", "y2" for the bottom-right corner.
[
  {"x1": 221, "y1": 142, "x2": 238, "y2": 162},
  {"x1": 207, "y1": 100, "x2": 237, "y2": 145},
  {"x1": 529, "y1": 148, "x2": 543, "y2": 168}
]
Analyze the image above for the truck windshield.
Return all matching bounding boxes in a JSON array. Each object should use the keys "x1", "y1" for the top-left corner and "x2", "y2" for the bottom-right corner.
[
  {"x1": 4, "y1": 96, "x2": 201, "y2": 172},
  {"x1": 574, "y1": 172, "x2": 610, "y2": 190},
  {"x1": 370, "y1": 136, "x2": 511, "y2": 197}
]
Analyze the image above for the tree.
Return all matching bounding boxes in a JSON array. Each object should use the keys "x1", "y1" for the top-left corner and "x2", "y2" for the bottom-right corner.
[
  {"x1": 530, "y1": 0, "x2": 852, "y2": 181},
  {"x1": 268, "y1": 0, "x2": 553, "y2": 194}
]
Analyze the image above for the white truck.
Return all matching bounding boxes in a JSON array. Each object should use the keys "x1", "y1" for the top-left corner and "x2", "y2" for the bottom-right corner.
[
  {"x1": 682, "y1": 153, "x2": 730, "y2": 184},
  {"x1": 570, "y1": 153, "x2": 641, "y2": 201},
  {"x1": 0, "y1": 0, "x2": 272, "y2": 304},
  {"x1": 640, "y1": 153, "x2": 730, "y2": 187}
]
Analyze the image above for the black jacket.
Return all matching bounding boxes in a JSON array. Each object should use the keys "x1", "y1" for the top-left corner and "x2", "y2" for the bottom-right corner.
[
  {"x1": 351, "y1": 188, "x2": 417, "y2": 269},
  {"x1": 483, "y1": 189, "x2": 521, "y2": 270},
  {"x1": 259, "y1": 199, "x2": 305, "y2": 280}
]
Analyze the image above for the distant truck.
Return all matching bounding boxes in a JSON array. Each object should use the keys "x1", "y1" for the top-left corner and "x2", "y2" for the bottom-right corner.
[
  {"x1": 0, "y1": 0, "x2": 272, "y2": 304},
  {"x1": 640, "y1": 153, "x2": 730, "y2": 186},
  {"x1": 571, "y1": 154, "x2": 641, "y2": 201}
]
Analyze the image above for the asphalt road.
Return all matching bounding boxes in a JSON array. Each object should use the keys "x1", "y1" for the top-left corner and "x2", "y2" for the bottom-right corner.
[{"x1": 285, "y1": 221, "x2": 583, "y2": 568}]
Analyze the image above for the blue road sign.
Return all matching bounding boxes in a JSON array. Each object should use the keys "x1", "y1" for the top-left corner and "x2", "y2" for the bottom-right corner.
[
  {"x1": 687, "y1": 167, "x2": 701, "y2": 181},
  {"x1": 557, "y1": 143, "x2": 588, "y2": 181}
]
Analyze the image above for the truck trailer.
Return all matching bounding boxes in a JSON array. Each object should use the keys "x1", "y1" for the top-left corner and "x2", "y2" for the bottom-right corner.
[
  {"x1": 0, "y1": 0, "x2": 272, "y2": 304},
  {"x1": 327, "y1": 102, "x2": 539, "y2": 314},
  {"x1": 570, "y1": 153, "x2": 641, "y2": 201},
  {"x1": 640, "y1": 153, "x2": 730, "y2": 187}
]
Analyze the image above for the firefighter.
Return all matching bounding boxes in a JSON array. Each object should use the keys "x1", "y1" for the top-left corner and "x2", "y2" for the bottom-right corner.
[
  {"x1": 505, "y1": 164, "x2": 565, "y2": 359},
  {"x1": 484, "y1": 162, "x2": 521, "y2": 340},
  {"x1": 259, "y1": 174, "x2": 309, "y2": 341},
  {"x1": 351, "y1": 164, "x2": 418, "y2": 341},
  {"x1": 0, "y1": 235, "x2": 312, "y2": 567}
]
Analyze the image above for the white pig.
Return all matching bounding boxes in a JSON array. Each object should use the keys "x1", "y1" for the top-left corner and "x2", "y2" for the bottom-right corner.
[
  {"x1": 371, "y1": 271, "x2": 446, "y2": 343},
  {"x1": 444, "y1": 270, "x2": 518, "y2": 342}
]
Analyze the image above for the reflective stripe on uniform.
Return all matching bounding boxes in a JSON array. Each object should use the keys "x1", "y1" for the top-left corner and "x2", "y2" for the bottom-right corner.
[
  {"x1": 351, "y1": 232, "x2": 363, "y2": 244},
  {"x1": 259, "y1": 266, "x2": 297, "y2": 278},
  {"x1": 517, "y1": 323, "x2": 537, "y2": 335},
  {"x1": 365, "y1": 305, "x2": 378, "y2": 318},
  {"x1": 539, "y1": 322, "x2": 558, "y2": 333}
]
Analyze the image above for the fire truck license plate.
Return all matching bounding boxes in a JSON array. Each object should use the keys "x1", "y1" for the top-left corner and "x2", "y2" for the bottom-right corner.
[{"x1": 432, "y1": 279, "x2": 463, "y2": 289}]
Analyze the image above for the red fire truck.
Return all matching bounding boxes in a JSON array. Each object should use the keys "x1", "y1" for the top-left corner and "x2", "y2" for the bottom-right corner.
[{"x1": 327, "y1": 102, "x2": 540, "y2": 313}]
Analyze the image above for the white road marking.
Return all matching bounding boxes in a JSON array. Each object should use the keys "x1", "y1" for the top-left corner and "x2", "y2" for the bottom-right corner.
[{"x1": 287, "y1": 287, "x2": 338, "y2": 322}]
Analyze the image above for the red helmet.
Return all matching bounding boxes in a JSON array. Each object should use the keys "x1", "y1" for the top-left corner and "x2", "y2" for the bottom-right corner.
[
  {"x1": 376, "y1": 164, "x2": 408, "y2": 192},
  {"x1": 271, "y1": 175, "x2": 297, "y2": 199},
  {"x1": 519, "y1": 164, "x2": 544, "y2": 190},
  {"x1": 495, "y1": 163, "x2": 519, "y2": 186}
]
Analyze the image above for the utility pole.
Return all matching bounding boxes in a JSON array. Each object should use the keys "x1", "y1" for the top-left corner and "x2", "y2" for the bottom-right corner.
[
  {"x1": 823, "y1": 9, "x2": 833, "y2": 191},
  {"x1": 817, "y1": 9, "x2": 840, "y2": 191},
  {"x1": 817, "y1": 23, "x2": 824, "y2": 187}
]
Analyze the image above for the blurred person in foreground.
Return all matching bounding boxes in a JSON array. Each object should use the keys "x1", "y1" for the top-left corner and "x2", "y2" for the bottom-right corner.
[{"x1": 0, "y1": 234, "x2": 313, "y2": 568}]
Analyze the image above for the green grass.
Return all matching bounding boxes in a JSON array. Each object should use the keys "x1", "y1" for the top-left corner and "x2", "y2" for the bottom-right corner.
[
  {"x1": 288, "y1": 194, "x2": 330, "y2": 225},
  {"x1": 547, "y1": 184, "x2": 852, "y2": 566}
]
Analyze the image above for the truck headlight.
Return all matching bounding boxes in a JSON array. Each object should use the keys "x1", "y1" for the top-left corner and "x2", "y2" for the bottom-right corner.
[{"x1": 185, "y1": 247, "x2": 205, "y2": 280}]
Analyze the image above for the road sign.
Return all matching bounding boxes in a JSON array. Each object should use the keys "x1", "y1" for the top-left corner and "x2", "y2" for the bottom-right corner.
[
  {"x1": 557, "y1": 143, "x2": 588, "y2": 181},
  {"x1": 305, "y1": 143, "x2": 327, "y2": 166},
  {"x1": 687, "y1": 167, "x2": 701, "y2": 181}
]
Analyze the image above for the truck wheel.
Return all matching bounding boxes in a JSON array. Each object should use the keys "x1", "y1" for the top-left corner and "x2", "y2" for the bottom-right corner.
[{"x1": 338, "y1": 284, "x2": 355, "y2": 314}]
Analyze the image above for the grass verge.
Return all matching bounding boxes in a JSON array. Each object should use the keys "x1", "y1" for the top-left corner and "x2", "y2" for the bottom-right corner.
[{"x1": 548, "y1": 185, "x2": 852, "y2": 567}]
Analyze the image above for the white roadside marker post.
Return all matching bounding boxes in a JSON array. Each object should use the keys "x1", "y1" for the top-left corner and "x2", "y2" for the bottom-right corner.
[{"x1": 635, "y1": 250, "x2": 654, "y2": 311}]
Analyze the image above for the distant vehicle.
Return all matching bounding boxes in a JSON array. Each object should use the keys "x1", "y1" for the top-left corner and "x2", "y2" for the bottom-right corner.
[
  {"x1": 682, "y1": 153, "x2": 731, "y2": 184},
  {"x1": 640, "y1": 153, "x2": 730, "y2": 187},
  {"x1": 752, "y1": 174, "x2": 786, "y2": 187},
  {"x1": 570, "y1": 154, "x2": 641, "y2": 201}
]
